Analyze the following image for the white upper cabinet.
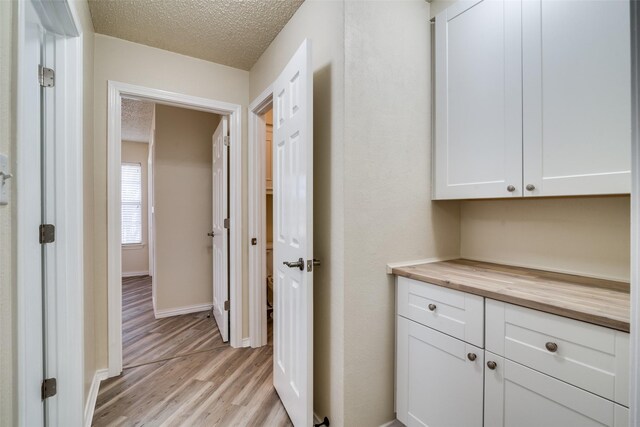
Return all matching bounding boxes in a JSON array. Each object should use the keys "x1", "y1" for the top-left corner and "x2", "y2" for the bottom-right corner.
[
  {"x1": 433, "y1": 0, "x2": 631, "y2": 200},
  {"x1": 434, "y1": 0, "x2": 523, "y2": 199},
  {"x1": 522, "y1": 0, "x2": 631, "y2": 197}
]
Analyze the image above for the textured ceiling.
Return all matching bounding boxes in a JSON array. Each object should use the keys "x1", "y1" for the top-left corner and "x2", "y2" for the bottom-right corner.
[
  {"x1": 88, "y1": 0, "x2": 305, "y2": 70},
  {"x1": 122, "y1": 98, "x2": 154, "y2": 143}
]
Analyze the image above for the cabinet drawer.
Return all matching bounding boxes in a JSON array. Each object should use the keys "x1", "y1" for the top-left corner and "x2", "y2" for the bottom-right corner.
[
  {"x1": 484, "y1": 353, "x2": 629, "y2": 427},
  {"x1": 486, "y1": 300, "x2": 629, "y2": 406},
  {"x1": 397, "y1": 276, "x2": 484, "y2": 347},
  {"x1": 397, "y1": 316, "x2": 484, "y2": 427}
]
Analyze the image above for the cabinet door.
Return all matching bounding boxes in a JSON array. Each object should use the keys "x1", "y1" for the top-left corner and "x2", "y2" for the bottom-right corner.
[
  {"x1": 433, "y1": 0, "x2": 522, "y2": 200},
  {"x1": 522, "y1": 0, "x2": 631, "y2": 196},
  {"x1": 397, "y1": 316, "x2": 483, "y2": 427},
  {"x1": 484, "y1": 353, "x2": 629, "y2": 427}
]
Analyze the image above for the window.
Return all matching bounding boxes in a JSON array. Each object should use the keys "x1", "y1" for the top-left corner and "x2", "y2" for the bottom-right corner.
[{"x1": 121, "y1": 163, "x2": 142, "y2": 245}]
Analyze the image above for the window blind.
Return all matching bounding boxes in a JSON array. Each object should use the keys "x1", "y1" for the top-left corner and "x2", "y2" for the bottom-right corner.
[{"x1": 121, "y1": 163, "x2": 142, "y2": 245}]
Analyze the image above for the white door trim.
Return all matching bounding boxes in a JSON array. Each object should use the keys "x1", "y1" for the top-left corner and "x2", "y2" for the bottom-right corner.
[
  {"x1": 629, "y1": 0, "x2": 640, "y2": 423},
  {"x1": 248, "y1": 84, "x2": 274, "y2": 348},
  {"x1": 16, "y1": 0, "x2": 85, "y2": 425},
  {"x1": 106, "y1": 81, "x2": 244, "y2": 377}
]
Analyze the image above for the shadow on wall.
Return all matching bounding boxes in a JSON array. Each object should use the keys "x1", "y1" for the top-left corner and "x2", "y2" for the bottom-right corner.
[{"x1": 313, "y1": 62, "x2": 333, "y2": 415}]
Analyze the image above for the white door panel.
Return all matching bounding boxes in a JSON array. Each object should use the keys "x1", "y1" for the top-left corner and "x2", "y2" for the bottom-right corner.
[
  {"x1": 212, "y1": 117, "x2": 229, "y2": 342},
  {"x1": 522, "y1": 0, "x2": 631, "y2": 196},
  {"x1": 434, "y1": 0, "x2": 522, "y2": 199},
  {"x1": 484, "y1": 353, "x2": 627, "y2": 427},
  {"x1": 273, "y1": 39, "x2": 313, "y2": 427}
]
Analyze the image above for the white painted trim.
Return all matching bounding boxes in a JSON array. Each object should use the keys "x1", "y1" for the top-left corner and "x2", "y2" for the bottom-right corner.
[
  {"x1": 17, "y1": 1, "x2": 85, "y2": 425},
  {"x1": 385, "y1": 256, "x2": 458, "y2": 274},
  {"x1": 154, "y1": 303, "x2": 213, "y2": 319},
  {"x1": 107, "y1": 81, "x2": 243, "y2": 377},
  {"x1": 83, "y1": 369, "x2": 108, "y2": 427},
  {"x1": 121, "y1": 271, "x2": 149, "y2": 278},
  {"x1": 629, "y1": 1, "x2": 640, "y2": 423},
  {"x1": 248, "y1": 85, "x2": 274, "y2": 348},
  {"x1": 241, "y1": 337, "x2": 251, "y2": 348}
]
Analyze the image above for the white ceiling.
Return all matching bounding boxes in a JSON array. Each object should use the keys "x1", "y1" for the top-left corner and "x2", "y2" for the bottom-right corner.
[
  {"x1": 88, "y1": 0, "x2": 305, "y2": 71},
  {"x1": 121, "y1": 98, "x2": 154, "y2": 143}
]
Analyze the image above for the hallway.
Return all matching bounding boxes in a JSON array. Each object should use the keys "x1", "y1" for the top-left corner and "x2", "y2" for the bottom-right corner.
[{"x1": 92, "y1": 277, "x2": 291, "y2": 426}]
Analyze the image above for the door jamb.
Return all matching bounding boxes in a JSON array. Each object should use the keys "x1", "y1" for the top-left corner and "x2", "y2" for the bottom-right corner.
[
  {"x1": 248, "y1": 85, "x2": 274, "y2": 347},
  {"x1": 16, "y1": 0, "x2": 85, "y2": 425},
  {"x1": 107, "y1": 81, "x2": 243, "y2": 376},
  {"x1": 629, "y1": 0, "x2": 639, "y2": 423}
]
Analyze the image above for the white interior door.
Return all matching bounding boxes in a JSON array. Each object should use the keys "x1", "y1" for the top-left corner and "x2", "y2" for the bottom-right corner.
[
  {"x1": 273, "y1": 39, "x2": 313, "y2": 427},
  {"x1": 212, "y1": 117, "x2": 229, "y2": 342}
]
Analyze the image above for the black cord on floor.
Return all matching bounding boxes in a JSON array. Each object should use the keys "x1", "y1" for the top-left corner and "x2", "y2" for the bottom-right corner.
[{"x1": 314, "y1": 416, "x2": 330, "y2": 427}]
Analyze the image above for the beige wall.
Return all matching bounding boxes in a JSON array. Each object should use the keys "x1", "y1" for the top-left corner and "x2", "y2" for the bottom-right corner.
[
  {"x1": 93, "y1": 34, "x2": 249, "y2": 369},
  {"x1": 460, "y1": 197, "x2": 631, "y2": 282},
  {"x1": 342, "y1": 1, "x2": 461, "y2": 425},
  {"x1": 0, "y1": 1, "x2": 16, "y2": 424},
  {"x1": 154, "y1": 105, "x2": 220, "y2": 311},
  {"x1": 121, "y1": 141, "x2": 150, "y2": 275},
  {"x1": 250, "y1": 0, "x2": 347, "y2": 423}
]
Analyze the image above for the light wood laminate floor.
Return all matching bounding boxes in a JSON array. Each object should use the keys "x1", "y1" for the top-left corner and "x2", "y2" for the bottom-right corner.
[{"x1": 92, "y1": 276, "x2": 291, "y2": 427}]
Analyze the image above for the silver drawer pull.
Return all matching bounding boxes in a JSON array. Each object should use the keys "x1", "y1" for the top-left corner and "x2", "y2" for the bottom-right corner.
[
  {"x1": 428, "y1": 303, "x2": 437, "y2": 311},
  {"x1": 487, "y1": 361, "x2": 497, "y2": 370},
  {"x1": 545, "y1": 342, "x2": 558, "y2": 353},
  {"x1": 467, "y1": 353, "x2": 477, "y2": 361}
]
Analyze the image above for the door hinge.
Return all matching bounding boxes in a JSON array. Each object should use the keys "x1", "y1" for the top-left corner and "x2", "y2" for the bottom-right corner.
[
  {"x1": 41, "y1": 378, "x2": 57, "y2": 399},
  {"x1": 251, "y1": 237, "x2": 257, "y2": 246},
  {"x1": 38, "y1": 65, "x2": 55, "y2": 88},
  {"x1": 39, "y1": 224, "x2": 55, "y2": 244},
  {"x1": 224, "y1": 218, "x2": 230, "y2": 229},
  {"x1": 223, "y1": 135, "x2": 230, "y2": 146},
  {"x1": 224, "y1": 300, "x2": 230, "y2": 311}
]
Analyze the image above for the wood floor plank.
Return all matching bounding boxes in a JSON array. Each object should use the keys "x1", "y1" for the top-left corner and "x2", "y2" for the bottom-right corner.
[{"x1": 92, "y1": 276, "x2": 291, "y2": 427}]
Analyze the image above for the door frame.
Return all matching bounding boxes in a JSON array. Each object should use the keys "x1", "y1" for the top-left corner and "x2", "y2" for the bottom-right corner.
[
  {"x1": 630, "y1": 0, "x2": 640, "y2": 423},
  {"x1": 248, "y1": 84, "x2": 274, "y2": 347},
  {"x1": 106, "y1": 81, "x2": 243, "y2": 376},
  {"x1": 16, "y1": 0, "x2": 85, "y2": 425}
]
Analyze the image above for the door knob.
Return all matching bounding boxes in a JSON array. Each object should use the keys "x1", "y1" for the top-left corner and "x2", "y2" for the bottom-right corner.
[
  {"x1": 506, "y1": 185, "x2": 516, "y2": 192},
  {"x1": 283, "y1": 258, "x2": 305, "y2": 271},
  {"x1": 207, "y1": 231, "x2": 215, "y2": 237},
  {"x1": 487, "y1": 361, "x2": 497, "y2": 370},
  {"x1": 467, "y1": 353, "x2": 477, "y2": 361},
  {"x1": 526, "y1": 184, "x2": 536, "y2": 191},
  {"x1": 428, "y1": 303, "x2": 437, "y2": 311}
]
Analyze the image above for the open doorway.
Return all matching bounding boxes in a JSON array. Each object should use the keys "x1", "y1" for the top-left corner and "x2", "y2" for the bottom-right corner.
[
  {"x1": 106, "y1": 82, "x2": 244, "y2": 377},
  {"x1": 119, "y1": 99, "x2": 229, "y2": 369}
]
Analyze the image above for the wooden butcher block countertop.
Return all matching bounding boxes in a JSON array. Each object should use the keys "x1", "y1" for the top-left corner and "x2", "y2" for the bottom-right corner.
[{"x1": 392, "y1": 259, "x2": 630, "y2": 332}]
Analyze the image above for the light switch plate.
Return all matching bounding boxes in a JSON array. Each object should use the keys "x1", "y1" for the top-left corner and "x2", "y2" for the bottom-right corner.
[{"x1": 0, "y1": 153, "x2": 9, "y2": 206}]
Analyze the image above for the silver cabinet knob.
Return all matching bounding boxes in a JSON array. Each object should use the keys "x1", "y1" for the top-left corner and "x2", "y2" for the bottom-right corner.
[
  {"x1": 526, "y1": 184, "x2": 536, "y2": 191},
  {"x1": 507, "y1": 185, "x2": 516, "y2": 192},
  {"x1": 428, "y1": 303, "x2": 437, "y2": 311},
  {"x1": 487, "y1": 361, "x2": 497, "y2": 370},
  {"x1": 467, "y1": 353, "x2": 477, "y2": 361},
  {"x1": 545, "y1": 342, "x2": 558, "y2": 353}
]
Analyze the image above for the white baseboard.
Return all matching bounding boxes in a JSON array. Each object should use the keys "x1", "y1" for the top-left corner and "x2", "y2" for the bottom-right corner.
[
  {"x1": 379, "y1": 419, "x2": 403, "y2": 427},
  {"x1": 241, "y1": 337, "x2": 251, "y2": 348},
  {"x1": 121, "y1": 271, "x2": 149, "y2": 278},
  {"x1": 386, "y1": 256, "x2": 458, "y2": 274},
  {"x1": 154, "y1": 303, "x2": 212, "y2": 319},
  {"x1": 84, "y1": 368, "x2": 108, "y2": 427}
]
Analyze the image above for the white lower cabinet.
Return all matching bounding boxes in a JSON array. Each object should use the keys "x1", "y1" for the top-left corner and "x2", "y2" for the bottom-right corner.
[
  {"x1": 395, "y1": 278, "x2": 631, "y2": 427},
  {"x1": 396, "y1": 316, "x2": 483, "y2": 427},
  {"x1": 484, "y1": 353, "x2": 629, "y2": 427}
]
